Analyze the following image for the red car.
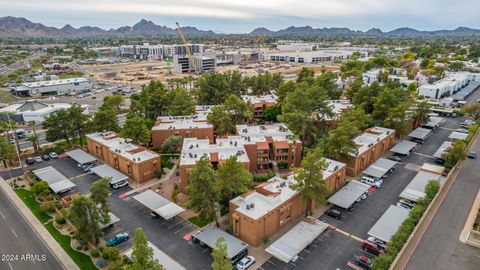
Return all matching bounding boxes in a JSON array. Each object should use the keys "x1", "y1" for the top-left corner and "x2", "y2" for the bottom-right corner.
[{"x1": 361, "y1": 240, "x2": 385, "y2": 256}]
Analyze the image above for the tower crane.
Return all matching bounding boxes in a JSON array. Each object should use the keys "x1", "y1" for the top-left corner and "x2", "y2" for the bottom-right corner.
[{"x1": 175, "y1": 22, "x2": 196, "y2": 74}]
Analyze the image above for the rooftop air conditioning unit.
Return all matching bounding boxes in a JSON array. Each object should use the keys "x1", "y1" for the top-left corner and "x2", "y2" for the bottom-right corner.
[
  {"x1": 250, "y1": 203, "x2": 255, "y2": 208},
  {"x1": 246, "y1": 204, "x2": 250, "y2": 210}
]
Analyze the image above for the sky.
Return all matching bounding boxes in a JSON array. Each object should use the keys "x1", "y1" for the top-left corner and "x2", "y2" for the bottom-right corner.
[{"x1": 1, "y1": 0, "x2": 480, "y2": 33}]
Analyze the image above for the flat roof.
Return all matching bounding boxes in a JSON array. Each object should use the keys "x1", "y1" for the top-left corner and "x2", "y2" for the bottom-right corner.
[
  {"x1": 391, "y1": 140, "x2": 417, "y2": 155},
  {"x1": 400, "y1": 171, "x2": 444, "y2": 202},
  {"x1": 368, "y1": 205, "x2": 410, "y2": 243},
  {"x1": 241, "y1": 94, "x2": 277, "y2": 105},
  {"x1": 192, "y1": 227, "x2": 248, "y2": 259},
  {"x1": 433, "y1": 141, "x2": 452, "y2": 159},
  {"x1": 132, "y1": 190, "x2": 184, "y2": 220},
  {"x1": 32, "y1": 166, "x2": 75, "y2": 193},
  {"x1": 323, "y1": 159, "x2": 347, "y2": 179},
  {"x1": 362, "y1": 158, "x2": 397, "y2": 178},
  {"x1": 90, "y1": 164, "x2": 129, "y2": 184},
  {"x1": 408, "y1": 127, "x2": 432, "y2": 140},
  {"x1": 22, "y1": 77, "x2": 89, "y2": 88},
  {"x1": 65, "y1": 149, "x2": 97, "y2": 165},
  {"x1": 236, "y1": 123, "x2": 296, "y2": 144},
  {"x1": 230, "y1": 175, "x2": 298, "y2": 220},
  {"x1": 448, "y1": 131, "x2": 468, "y2": 141},
  {"x1": 328, "y1": 180, "x2": 371, "y2": 209},
  {"x1": 265, "y1": 217, "x2": 329, "y2": 263},
  {"x1": 125, "y1": 241, "x2": 186, "y2": 270},
  {"x1": 351, "y1": 127, "x2": 395, "y2": 156},
  {"x1": 152, "y1": 115, "x2": 212, "y2": 131},
  {"x1": 180, "y1": 136, "x2": 249, "y2": 166},
  {"x1": 424, "y1": 116, "x2": 444, "y2": 128},
  {"x1": 323, "y1": 100, "x2": 353, "y2": 120}
]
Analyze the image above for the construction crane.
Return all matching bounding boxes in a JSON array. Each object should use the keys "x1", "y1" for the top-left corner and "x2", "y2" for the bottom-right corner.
[{"x1": 175, "y1": 22, "x2": 196, "y2": 74}]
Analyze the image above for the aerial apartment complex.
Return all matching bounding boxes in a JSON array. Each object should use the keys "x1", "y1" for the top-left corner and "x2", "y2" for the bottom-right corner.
[
  {"x1": 346, "y1": 127, "x2": 396, "y2": 176},
  {"x1": 86, "y1": 132, "x2": 161, "y2": 184},
  {"x1": 417, "y1": 71, "x2": 480, "y2": 99},
  {"x1": 241, "y1": 94, "x2": 278, "y2": 120}
]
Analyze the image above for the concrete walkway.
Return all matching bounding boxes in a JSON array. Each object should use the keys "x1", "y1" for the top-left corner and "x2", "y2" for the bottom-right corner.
[{"x1": 0, "y1": 179, "x2": 79, "y2": 270}]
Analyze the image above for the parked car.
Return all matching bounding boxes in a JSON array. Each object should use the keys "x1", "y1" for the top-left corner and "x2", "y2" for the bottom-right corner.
[
  {"x1": 355, "y1": 255, "x2": 372, "y2": 269},
  {"x1": 361, "y1": 240, "x2": 386, "y2": 256},
  {"x1": 396, "y1": 199, "x2": 415, "y2": 209},
  {"x1": 367, "y1": 237, "x2": 387, "y2": 251},
  {"x1": 112, "y1": 180, "x2": 128, "y2": 189},
  {"x1": 388, "y1": 156, "x2": 402, "y2": 162},
  {"x1": 361, "y1": 176, "x2": 383, "y2": 188},
  {"x1": 236, "y1": 256, "x2": 255, "y2": 270},
  {"x1": 26, "y1": 157, "x2": 35, "y2": 165},
  {"x1": 42, "y1": 154, "x2": 50, "y2": 161},
  {"x1": 468, "y1": 151, "x2": 477, "y2": 159},
  {"x1": 49, "y1": 152, "x2": 58, "y2": 159},
  {"x1": 151, "y1": 212, "x2": 160, "y2": 219},
  {"x1": 456, "y1": 128, "x2": 469, "y2": 134},
  {"x1": 325, "y1": 209, "x2": 342, "y2": 220},
  {"x1": 34, "y1": 156, "x2": 43, "y2": 163},
  {"x1": 80, "y1": 163, "x2": 94, "y2": 172},
  {"x1": 356, "y1": 192, "x2": 368, "y2": 202},
  {"x1": 107, "y1": 232, "x2": 129, "y2": 247}
]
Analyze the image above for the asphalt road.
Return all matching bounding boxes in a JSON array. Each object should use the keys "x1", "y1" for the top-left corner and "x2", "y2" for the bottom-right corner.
[
  {"x1": 0, "y1": 187, "x2": 63, "y2": 270},
  {"x1": 260, "y1": 116, "x2": 463, "y2": 270},
  {"x1": 405, "y1": 132, "x2": 480, "y2": 270}
]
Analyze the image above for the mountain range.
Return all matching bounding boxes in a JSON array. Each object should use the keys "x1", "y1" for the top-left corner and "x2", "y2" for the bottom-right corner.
[{"x1": 1, "y1": 16, "x2": 480, "y2": 38}]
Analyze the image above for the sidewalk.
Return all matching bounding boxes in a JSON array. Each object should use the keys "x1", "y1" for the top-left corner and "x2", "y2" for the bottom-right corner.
[{"x1": 0, "y1": 179, "x2": 78, "y2": 270}]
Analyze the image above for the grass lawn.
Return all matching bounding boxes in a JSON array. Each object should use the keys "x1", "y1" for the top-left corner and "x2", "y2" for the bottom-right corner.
[
  {"x1": 44, "y1": 223, "x2": 97, "y2": 270},
  {"x1": 14, "y1": 188, "x2": 51, "y2": 223},
  {"x1": 14, "y1": 188, "x2": 97, "y2": 270},
  {"x1": 188, "y1": 216, "x2": 213, "y2": 228},
  {"x1": 161, "y1": 154, "x2": 179, "y2": 169}
]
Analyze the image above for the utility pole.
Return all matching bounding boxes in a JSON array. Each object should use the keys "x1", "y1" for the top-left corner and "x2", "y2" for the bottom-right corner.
[{"x1": 6, "y1": 113, "x2": 24, "y2": 174}]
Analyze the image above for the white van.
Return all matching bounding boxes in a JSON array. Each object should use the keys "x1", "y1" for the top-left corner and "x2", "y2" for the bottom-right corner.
[{"x1": 361, "y1": 176, "x2": 382, "y2": 188}]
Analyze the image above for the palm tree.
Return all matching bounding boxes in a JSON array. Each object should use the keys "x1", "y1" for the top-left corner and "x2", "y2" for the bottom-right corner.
[{"x1": 27, "y1": 121, "x2": 39, "y2": 152}]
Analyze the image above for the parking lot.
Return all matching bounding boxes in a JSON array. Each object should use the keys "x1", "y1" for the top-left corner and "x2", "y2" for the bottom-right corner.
[{"x1": 259, "y1": 116, "x2": 464, "y2": 270}]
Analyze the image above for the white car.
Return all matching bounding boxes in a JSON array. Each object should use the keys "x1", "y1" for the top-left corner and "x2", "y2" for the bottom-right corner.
[
  {"x1": 236, "y1": 256, "x2": 255, "y2": 270},
  {"x1": 361, "y1": 176, "x2": 382, "y2": 188},
  {"x1": 112, "y1": 181, "x2": 129, "y2": 189}
]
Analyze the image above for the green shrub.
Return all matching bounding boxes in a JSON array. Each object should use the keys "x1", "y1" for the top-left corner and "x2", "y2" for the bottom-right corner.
[
  {"x1": 55, "y1": 215, "x2": 66, "y2": 225},
  {"x1": 172, "y1": 184, "x2": 179, "y2": 204},
  {"x1": 253, "y1": 172, "x2": 276, "y2": 182},
  {"x1": 40, "y1": 201, "x2": 57, "y2": 213},
  {"x1": 90, "y1": 250, "x2": 100, "y2": 258},
  {"x1": 101, "y1": 247, "x2": 121, "y2": 261},
  {"x1": 155, "y1": 169, "x2": 163, "y2": 179},
  {"x1": 277, "y1": 162, "x2": 288, "y2": 169}
]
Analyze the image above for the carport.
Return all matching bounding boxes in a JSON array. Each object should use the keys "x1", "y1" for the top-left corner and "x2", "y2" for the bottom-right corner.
[
  {"x1": 399, "y1": 171, "x2": 445, "y2": 202},
  {"x1": 191, "y1": 227, "x2": 248, "y2": 264},
  {"x1": 362, "y1": 158, "x2": 397, "y2": 179},
  {"x1": 408, "y1": 127, "x2": 431, "y2": 141},
  {"x1": 32, "y1": 166, "x2": 76, "y2": 194},
  {"x1": 368, "y1": 205, "x2": 410, "y2": 243},
  {"x1": 391, "y1": 140, "x2": 417, "y2": 155},
  {"x1": 423, "y1": 116, "x2": 443, "y2": 129},
  {"x1": 90, "y1": 164, "x2": 128, "y2": 184},
  {"x1": 65, "y1": 149, "x2": 97, "y2": 165},
  {"x1": 125, "y1": 241, "x2": 186, "y2": 270},
  {"x1": 328, "y1": 180, "x2": 371, "y2": 209},
  {"x1": 448, "y1": 131, "x2": 468, "y2": 141},
  {"x1": 433, "y1": 141, "x2": 452, "y2": 160},
  {"x1": 132, "y1": 190, "x2": 184, "y2": 220},
  {"x1": 265, "y1": 217, "x2": 329, "y2": 263}
]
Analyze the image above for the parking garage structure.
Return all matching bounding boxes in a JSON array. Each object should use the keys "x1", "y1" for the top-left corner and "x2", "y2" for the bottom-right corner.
[
  {"x1": 328, "y1": 180, "x2": 371, "y2": 210},
  {"x1": 390, "y1": 140, "x2": 417, "y2": 156}
]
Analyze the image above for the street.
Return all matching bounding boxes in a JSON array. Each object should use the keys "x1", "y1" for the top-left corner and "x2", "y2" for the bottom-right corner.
[{"x1": 0, "y1": 187, "x2": 63, "y2": 270}]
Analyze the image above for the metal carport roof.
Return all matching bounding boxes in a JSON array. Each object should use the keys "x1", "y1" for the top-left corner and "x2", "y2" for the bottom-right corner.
[
  {"x1": 453, "y1": 81, "x2": 480, "y2": 101},
  {"x1": 132, "y1": 190, "x2": 184, "y2": 220},
  {"x1": 433, "y1": 141, "x2": 452, "y2": 159},
  {"x1": 424, "y1": 116, "x2": 443, "y2": 129},
  {"x1": 32, "y1": 166, "x2": 76, "y2": 194},
  {"x1": 265, "y1": 217, "x2": 329, "y2": 263},
  {"x1": 192, "y1": 227, "x2": 248, "y2": 259},
  {"x1": 368, "y1": 205, "x2": 410, "y2": 243},
  {"x1": 90, "y1": 164, "x2": 128, "y2": 184},
  {"x1": 328, "y1": 180, "x2": 371, "y2": 209},
  {"x1": 363, "y1": 158, "x2": 397, "y2": 178},
  {"x1": 391, "y1": 140, "x2": 417, "y2": 155},
  {"x1": 125, "y1": 241, "x2": 186, "y2": 270},
  {"x1": 408, "y1": 127, "x2": 432, "y2": 140},
  {"x1": 399, "y1": 171, "x2": 444, "y2": 202},
  {"x1": 65, "y1": 149, "x2": 97, "y2": 165},
  {"x1": 448, "y1": 131, "x2": 468, "y2": 141}
]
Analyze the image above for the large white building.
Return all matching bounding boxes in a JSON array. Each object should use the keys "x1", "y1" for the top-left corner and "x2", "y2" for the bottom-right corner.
[
  {"x1": 116, "y1": 43, "x2": 204, "y2": 60},
  {"x1": 13, "y1": 77, "x2": 90, "y2": 96},
  {"x1": 0, "y1": 100, "x2": 89, "y2": 123},
  {"x1": 417, "y1": 72, "x2": 480, "y2": 99},
  {"x1": 264, "y1": 50, "x2": 367, "y2": 64}
]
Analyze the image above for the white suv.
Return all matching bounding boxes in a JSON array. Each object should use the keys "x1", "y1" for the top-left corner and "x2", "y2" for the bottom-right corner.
[{"x1": 361, "y1": 176, "x2": 383, "y2": 188}]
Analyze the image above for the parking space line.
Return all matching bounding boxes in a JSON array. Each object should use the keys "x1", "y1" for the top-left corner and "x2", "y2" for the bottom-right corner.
[
  {"x1": 412, "y1": 152, "x2": 434, "y2": 158},
  {"x1": 168, "y1": 219, "x2": 185, "y2": 229},
  {"x1": 332, "y1": 227, "x2": 364, "y2": 243},
  {"x1": 0, "y1": 210, "x2": 5, "y2": 220},
  {"x1": 266, "y1": 260, "x2": 277, "y2": 266}
]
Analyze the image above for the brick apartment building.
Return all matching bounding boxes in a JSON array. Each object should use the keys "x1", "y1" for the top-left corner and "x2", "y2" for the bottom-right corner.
[
  {"x1": 241, "y1": 94, "x2": 277, "y2": 120},
  {"x1": 346, "y1": 127, "x2": 396, "y2": 176},
  {"x1": 179, "y1": 136, "x2": 250, "y2": 193},
  {"x1": 86, "y1": 132, "x2": 161, "y2": 184},
  {"x1": 229, "y1": 159, "x2": 346, "y2": 247},
  {"x1": 236, "y1": 124, "x2": 302, "y2": 172},
  {"x1": 323, "y1": 99, "x2": 353, "y2": 126},
  {"x1": 151, "y1": 115, "x2": 214, "y2": 149}
]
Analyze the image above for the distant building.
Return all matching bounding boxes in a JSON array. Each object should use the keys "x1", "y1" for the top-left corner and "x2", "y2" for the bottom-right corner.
[
  {"x1": 241, "y1": 94, "x2": 278, "y2": 120},
  {"x1": 12, "y1": 77, "x2": 90, "y2": 96},
  {"x1": 323, "y1": 99, "x2": 353, "y2": 123},
  {"x1": 417, "y1": 72, "x2": 480, "y2": 99},
  {"x1": 0, "y1": 100, "x2": 89, "y2": 123},
  {"x1": 362, "y1": 69, "x2": 381, "y2": 85},
  {"x1": 116, "y1": 43, "x2": 204, "y2": 60},
  {"x1": 264, "y1": 50, "x2": 367, "y2": 64},
  {"x1": 86, "y1": 132, "x2": 161, "y2": 184},
  {"x1": 172, "y1": 55, "x2": 215, "y2": 74}
]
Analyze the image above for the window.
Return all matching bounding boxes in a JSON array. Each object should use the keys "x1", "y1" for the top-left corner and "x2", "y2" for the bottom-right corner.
[{"x1": 127, "y1": 164, "x2": 132, "y2": 175}]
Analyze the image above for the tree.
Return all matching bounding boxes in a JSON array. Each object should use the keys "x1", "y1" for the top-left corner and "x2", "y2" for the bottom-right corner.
[
  {"x1": 461, "y1": 103, "x2": 480, "y2": 120},
  {"x1": 68, "y1": 195, "x2": 102, "y2": 245},
  {"x1": 186, "y1": 157, "x2": 220, "y2": 226},
  {"x1": 0, "y1": 137, "x2": 15, "y2": 168},
  {"x1": 352, "y1": 82, "x2": 382, "y2": 114},
  {"x1": 130, "y1": 81, "x2": 169, "y2": 120},
  {"x1": 290, "y1": 147, "x2": 329, "y2": 216},
  {"x1": 412, "y1": 101, "x2": 431, "y2": 128},
  {"x1": 324, "y1": 120, "x2": 360, "y2": 160},
  {"x1": 103, "y1": 95, "x2": 125, "y2": 113},
  {"x1": 442, "y1": 140, "x2": 467, "y2": 169},
  {"x1": 31, "y1": 180, "x2": 50, "y2": 197},
  {"x1": 161, "y1": 135, "x2": 182, "y2": 153},
  {"x1": 372, "y1": 86, "x2": 409, "y2": 121},
  {"x1": 263, "y1": 105, "x2": 281, "y2": 122},
  {"x1": 207, "y1": 105, "x2": 235, "y2": 136},
  {"x1": 339, "y1": 107, "x2": 372, "y2": 131},
  {"x1": 169, "y1": 88, "x2": 195, "y2": 116},
  {"x1": 297, "y1": 68, "x2": 315, "y2": 85},
  {"x1": 90, "y1": 178, "x2": 111, "y2": 224},
  {"x1": 425, "y1": 180, "x2": 440, "y2": 201},
  {"x1": 211, "y1": 237, "x2": 230, "y2": 270},
  {"x1": 43, "y1": 108, "x2": 73, "y2": 146},
  {"x1": 384, "y1": 102, "x2": 412, "y2": 138},
  {"x1": 275, "y1": 81, "x2": 296, "y2": 107},
  {"x1": 127, "y1": 228, "x2": 164, "y2": 270},
  {"x1": 315, "y1": 72, "x2": 341, "y2": 99},
  {"x1": 449, "y1": 61, "x2": 464, "y2": 72},
  {"x1": 223, "y1": 94, "x2": 252, "y2": 124},
  {"x1": 27, "y1": 121, "x2": 39, "y2": 152},
  {"x1": 68, "y1": 104, "x2": 90, "y2": 147},
  {"x1": 196, "y1": 73, "x2": 230, "y2": 105},
  {"x1": 91, "y1": 108, "x2": 120, "y2": 133},
  {"x1": 121, "y1": 113, "x2": 151, "y2": 144},
  {"x1": 217, "y1": 156, "x2": 252, "y2": 202}
]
